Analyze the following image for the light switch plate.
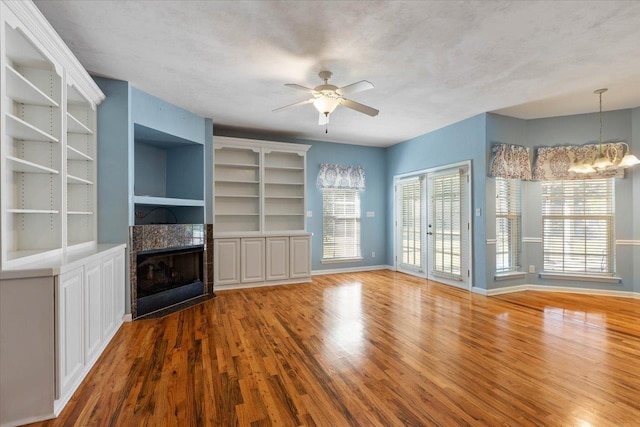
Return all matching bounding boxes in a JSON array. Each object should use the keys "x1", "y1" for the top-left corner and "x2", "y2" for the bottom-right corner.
[
  {"x1": 366, "y1": 211, "x2": 375, "y2": 217},
  {"x1": 306, "y1": 211, "x2": 313, "y2": 217}
]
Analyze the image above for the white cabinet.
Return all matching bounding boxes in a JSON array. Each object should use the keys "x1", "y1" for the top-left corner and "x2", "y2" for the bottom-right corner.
[
  {"x1": 0, "y1": 1, "x2": 104, "y2": 269},
  {"x1": 56, "y1": 267, "x2": 84, "y2": 399},
  {"x1": 266, "y1": 237, "x2": 289, "y2": 281},
  {"x1": 214, "y1": 238, "x2": 240, "y2": 285},
  {"x1": 83, "y1": 260, "x2": 102, "y2": 367},
  {"x1": 101, "y1": 254, "x2": 116, "y2": 339},
  {"x1": 290, "y1": 235, "x2": 311, "y2": 278},
  {"x1": 241, "y1": 238, "x2": 265, "y2": 283},
  {"x1": 214, "y1": 236, "x2": 311, "y2": 289},
  {"x1": 0, "y1": 244, "x2": 126, "y2": 426}
]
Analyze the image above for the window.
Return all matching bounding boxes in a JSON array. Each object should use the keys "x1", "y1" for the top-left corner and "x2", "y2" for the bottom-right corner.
[
  {"x1": 322, "y1": 189, "x2": 361, "y2": 261},
  {"x1": 399, "y1": 178, "x2": 423, "y2": 270},
  {"x1": 495, "y1": 178, "x2": 521, "y2": 274},
  {"x1": 429, "y1": 170, "x2": 464, "y2": 280},
  {"x1": 542, "y1": 179, "x2": 614, "y2": 274}
]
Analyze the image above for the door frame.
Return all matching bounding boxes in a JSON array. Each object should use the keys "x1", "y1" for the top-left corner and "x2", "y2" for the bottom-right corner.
[{"x1": 393, "y1": 160, "x2": 473, "y2": 290}]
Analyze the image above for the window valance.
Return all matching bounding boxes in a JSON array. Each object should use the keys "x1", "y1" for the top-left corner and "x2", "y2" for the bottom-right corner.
[
  {"x1": 489, "y1": 144, "x2": 532, "y2": 180},
  {"x1": 317, "y1": 163, "x2": 366, "y2": 190},
  {"x1": 532, "y1": 143, "x2": 625, "y2": 180}
]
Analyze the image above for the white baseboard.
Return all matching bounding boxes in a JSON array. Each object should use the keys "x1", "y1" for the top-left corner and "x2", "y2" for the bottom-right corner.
[
  {"x1": 215, "y1": 277, "x2": 312, "y2": 292},
  {"x1": 311, "y1": 265, "x2": 393, "y2": 276},
  {"x1": 122, "y1": 313, "x2": 132, "y2": 322},
  {"x1": 485, "y1": 283, "x2": 640, "y2": 299}
]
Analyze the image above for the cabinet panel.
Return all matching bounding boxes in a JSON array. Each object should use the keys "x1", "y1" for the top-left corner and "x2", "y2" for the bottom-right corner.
[
  {"x1": 114, "y1": 250, "x2": 126, "y2": 320},
  {"x1": 84, "y1": 261, "x2": 102, "y2": 364},
  {"x1": 214, "y1": 239, "x2": 240, "y2": 285},
  {"x1": 56, "y1": 267, "x2": 84, "y2": 399},
  {"x1": 266, "y1": 237, "x2": 289, "y2": 281},
  {"x1": 102, "y1": 255, "x2": 116, "y2": 339},
  {"x1": 241, "y1": 238, "x2": 265, "y2": 283},
  {"x1": 290, "y1": 236, "x2": 311, "y2": 279}
]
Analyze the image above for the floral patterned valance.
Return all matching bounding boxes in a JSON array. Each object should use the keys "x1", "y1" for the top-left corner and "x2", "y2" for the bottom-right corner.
[
  {"x1": 489, "y1": 143, "x2": 532, "y2": 180},
  {"x1": 532, "y1": 143, "x2": 625, "y2": 180},
  {"x1": 317, "y1": 163, "x2": 365, "y2": 190}
]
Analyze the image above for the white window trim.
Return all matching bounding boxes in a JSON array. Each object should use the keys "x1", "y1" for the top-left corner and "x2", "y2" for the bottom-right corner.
[
  {"x1": 321, "y1": 257, "x2": 364, "y2": 264},
  {"x1": 322, "y1": 188, "x2": 361, "y2": 261}
]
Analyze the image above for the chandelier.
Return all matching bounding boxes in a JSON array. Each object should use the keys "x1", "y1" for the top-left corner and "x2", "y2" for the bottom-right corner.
[{"x1": 568, "y1": 88, "x2": 639, "y2": 174}]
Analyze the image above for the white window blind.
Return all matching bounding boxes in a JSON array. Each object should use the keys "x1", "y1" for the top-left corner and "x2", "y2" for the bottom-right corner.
[
  {"x1": 429, "y1": 171, "x2": 463, "y2": 280},
  {"x1": 495, "y1": 178, "x2": 521, "y2": 274},
  {"x1": 400, "y1": 179, "x2": 423, "y2": 270},
  {"x1": 542, "y1": 179, "x2": 614, "y2": 274},
  {"x1": 323, "y1": 189, "x2": 361, "y2": 260}
]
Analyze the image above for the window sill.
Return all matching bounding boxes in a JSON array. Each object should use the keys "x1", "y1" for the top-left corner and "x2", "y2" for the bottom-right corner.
[
  {"x1": 494, "y1": 272, "x2": 526, "y2": 281},
  {"x1": 539, "y1": 272, "x2": 622, "y2": 284},
  {"x1": 321, "y1": 257, "x2": 363, "y2": 265}
]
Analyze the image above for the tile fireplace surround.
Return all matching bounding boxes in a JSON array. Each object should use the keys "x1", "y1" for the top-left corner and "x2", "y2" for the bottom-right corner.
[{"x1": 129, "y1": 224, "x2": 213, "y2": 319}]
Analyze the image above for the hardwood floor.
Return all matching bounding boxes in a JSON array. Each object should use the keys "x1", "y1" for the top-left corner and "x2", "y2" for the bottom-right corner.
[{"x1": 27, "y1": 270, "x2": 640, "y2": 426}]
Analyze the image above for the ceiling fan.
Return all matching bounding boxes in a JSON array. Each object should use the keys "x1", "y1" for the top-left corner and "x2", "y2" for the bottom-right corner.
[{"x1": 273, "y1": 71, "x2": 379, "y2": 131}]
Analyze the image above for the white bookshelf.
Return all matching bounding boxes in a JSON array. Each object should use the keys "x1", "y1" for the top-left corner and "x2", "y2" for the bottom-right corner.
[
  {"x1": 1, "y1": 3, "x2": 103, "y2": 268},
  {"x1": 214, "y1": 139, "x2": 310, "y2": 235}
]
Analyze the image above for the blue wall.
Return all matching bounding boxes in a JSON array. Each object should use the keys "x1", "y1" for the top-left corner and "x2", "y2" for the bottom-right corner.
[
  {"x1": 385, "y1": 114, "x2": 488, "y2": 289},
  {"x1": 214, "y1": 129, "x2": 387, "y2": 272},
  {"x1": 486, "y1": 110, "x2": 639, "y2": 293}
]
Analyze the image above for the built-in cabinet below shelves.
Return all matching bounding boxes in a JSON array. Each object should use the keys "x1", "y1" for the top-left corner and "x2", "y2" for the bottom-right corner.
[
  {"x1": 0, "y1": 244, "x2": 126, "y2": 426},
  {"x1": 213, "y1": 235, "x2": 311, "y2": 290},
  {"x1": 1, "y1": 1, "x2": 103, "y2": 269}
]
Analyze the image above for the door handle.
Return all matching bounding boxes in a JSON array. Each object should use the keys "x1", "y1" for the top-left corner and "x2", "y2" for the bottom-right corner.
[{"x1": 427, "y1": 232, "x2": 433, "y2": 235}]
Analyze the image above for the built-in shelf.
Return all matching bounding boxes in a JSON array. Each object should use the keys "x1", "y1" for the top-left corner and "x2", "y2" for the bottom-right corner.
[
  {"x1": 217, "y1": 179, "x2": 260, "y2": 184},
  {"x1": 66, "y1": 145, "x2": 93, "y2": 161},
  {"x1": 66, "y1": 112, "x2": 93, "y2": 135},
  {"x1": 216, "y1": 194, "x2": 260, "y2": 198},
  {"x1": 67, "y1": 174, "x2": 93, "y2": 185},
  {"x1": 5, "y1": 24, "x2": 51, "y2": 69},
  {"x1": 264, "y1": 181, "x2": 304, "y2": 186},
  {"x1": 265, "y1": 214, "x2": 304, "y2": 217},
  {"x1": 215, "y1": 162, "x2": 259, "y2": 168},
  {"x1": 7, "y1": 155, "x2": 58, "y2": 174},
  {"x1": 133, "y1": 196, "x2": 205, "y2": 207},
  {"x1": 264, "y1": 166, "x2": 304, "y2": 170},
  {"x1": 6, "y1": 113, "x2": 58, "y2": 143},
  {"x1": 265, "y1": 195, "x2": 304, "y2": 199},
  {"x1": 216, "y1": 213, "x2": 260, "y2": 216},
  {"x1": 6, "y1": 208, "x2": 59, "y2": 214},
  {"x1": 6, "y1": 65, "x2": 59, "y2": 107},
  {"x1": 67, "y1": 211, "x2": 94, "y2": 215}
]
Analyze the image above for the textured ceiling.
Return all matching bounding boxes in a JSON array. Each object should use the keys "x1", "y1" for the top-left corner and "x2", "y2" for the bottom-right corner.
[{"x1": 34, "y1": 1, "x2": 640, "y2": 147}]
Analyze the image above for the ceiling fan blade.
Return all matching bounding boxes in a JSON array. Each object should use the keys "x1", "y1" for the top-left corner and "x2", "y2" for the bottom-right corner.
[
  {"x1": 318, "y1": 112, "x2": 329, "y2": 125},
  {"x1": 272, "y1": 98, "x2": 314, "y2": 112},
  {"x1": 336, "y1": 80, "x2": 374, "y2": 96},
  {"x1": 285, "y1": 83, "x2": 318, "y2": 94},
  {"x1": 339, "y1": 98, "x2": 379, "y2": 117}
]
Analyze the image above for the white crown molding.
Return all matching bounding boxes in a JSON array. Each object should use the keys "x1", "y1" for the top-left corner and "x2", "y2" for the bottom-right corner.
[{"x1": 4, "y1": 0, "x2": 105, "y2": 103}]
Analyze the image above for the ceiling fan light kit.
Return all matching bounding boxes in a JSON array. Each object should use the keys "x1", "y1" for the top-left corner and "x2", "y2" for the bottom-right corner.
[
  {"x1": 274, "y1": 70, "x2": 379, "y2": 133},
  {"x1": 568, "y1": 88, "x2": 640, "y2": 174}
]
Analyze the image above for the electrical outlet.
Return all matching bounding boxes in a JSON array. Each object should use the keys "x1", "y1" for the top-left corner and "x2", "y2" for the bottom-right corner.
[
  {"x1": 371, "y1": 251, "x2": 376, "y2": 258},
  {"x1": 529, "y1": 265, "x2": 535, "y2": 273}
]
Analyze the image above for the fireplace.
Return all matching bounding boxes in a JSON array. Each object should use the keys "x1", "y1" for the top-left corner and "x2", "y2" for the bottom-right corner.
[
  {"x1": 129, "y1": 224, "x2": 214, "y2": 319},
  {"x1": 136, "y1": 246, "x2": 204, "y2": 316}
]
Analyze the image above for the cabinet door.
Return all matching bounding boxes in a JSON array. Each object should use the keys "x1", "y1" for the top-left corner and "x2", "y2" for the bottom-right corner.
[
  {"x1": 84, "y1": 260, "x2": 102, "y2": 365},
  {"x1": 241, "y1": 238, "x2": 265, "y2": 283},
  {"x1": 102, "y1": 255, "x2": 116, "y2": 339},
  {"x1": 214, "y1": 239, "x2": 241, "y2": 285},
  {"x1": 290, "y1": 236, "x2": 311, "y2": 279},
  {"x1": 57, "y1": 267, "x2": 84, "y2": 399},
  {"x1": 266, "y1": 237, "x2": 289, "y2": 281},
  {"x1": 114, "y1": 249, "x2": 126, "y2": 320}
]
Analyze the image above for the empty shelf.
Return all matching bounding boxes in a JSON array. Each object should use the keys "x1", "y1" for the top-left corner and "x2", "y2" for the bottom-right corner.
[
  {"x1": 6, "y1": 114, "x2": 58, "y2": 143},
  {"x1": 7, "y1": 156, "x2": 58, "y2": 174},
  {"x1": 6, "y1": 65, "x2": 59, "y2": 107}
]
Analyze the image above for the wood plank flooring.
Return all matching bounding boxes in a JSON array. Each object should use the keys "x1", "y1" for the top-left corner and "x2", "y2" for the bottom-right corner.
[{"x1": 27, "y1": 270, "x2": 640, "y2": 426}]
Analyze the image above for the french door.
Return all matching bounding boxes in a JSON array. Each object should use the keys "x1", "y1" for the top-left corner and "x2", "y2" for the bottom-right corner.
[{"x1": 395, "y1": 165, "x2": 470, "y2": 290}]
